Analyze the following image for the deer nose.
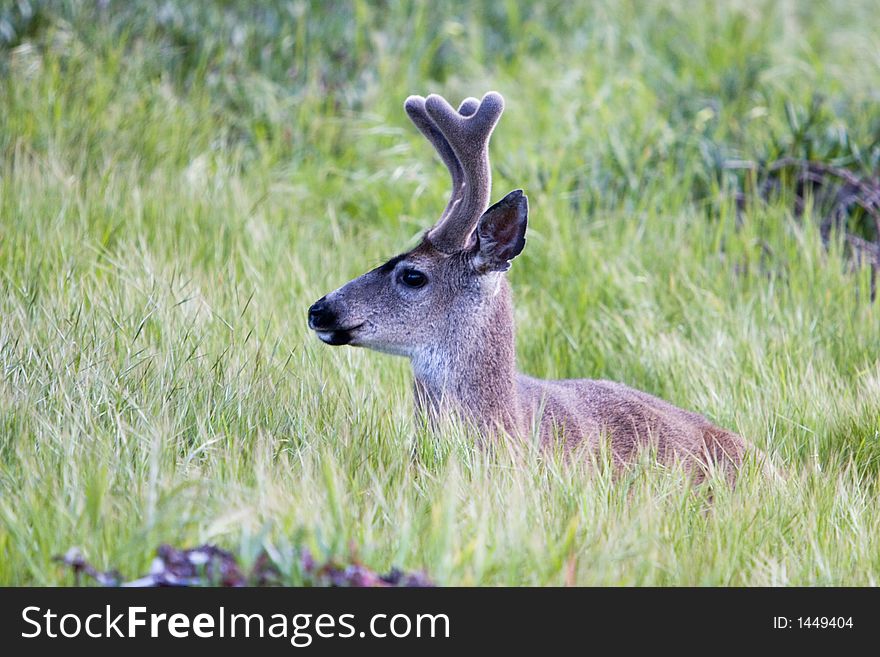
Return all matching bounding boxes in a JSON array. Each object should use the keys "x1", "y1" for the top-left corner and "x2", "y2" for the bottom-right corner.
[{"x1": 308, "y1": 297, "x2": 336, "y2": 330}]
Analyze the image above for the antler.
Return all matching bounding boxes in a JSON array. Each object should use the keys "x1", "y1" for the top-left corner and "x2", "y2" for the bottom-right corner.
[{"x1": 404, "y1": 91, "x2": 504, "y2": 253}]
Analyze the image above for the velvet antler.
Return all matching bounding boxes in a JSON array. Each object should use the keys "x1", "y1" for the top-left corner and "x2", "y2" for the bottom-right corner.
[{"x1": 404, "y1": 91, "x2": 504, "y2": 253}]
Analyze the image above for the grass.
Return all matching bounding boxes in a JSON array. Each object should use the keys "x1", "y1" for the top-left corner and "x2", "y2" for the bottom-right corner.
[{"x1": 1, "y1": 0, "x2": 879, "y2": 585}]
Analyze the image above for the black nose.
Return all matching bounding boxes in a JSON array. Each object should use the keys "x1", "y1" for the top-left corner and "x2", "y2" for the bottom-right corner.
[{"x1": 308, "y1": 297, "x2": 336, "y2": 330}]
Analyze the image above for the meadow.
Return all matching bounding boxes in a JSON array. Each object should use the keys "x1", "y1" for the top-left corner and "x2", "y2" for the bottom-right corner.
[{"x1": 1, "y1": 0, "x2": 879, "y2": 585}]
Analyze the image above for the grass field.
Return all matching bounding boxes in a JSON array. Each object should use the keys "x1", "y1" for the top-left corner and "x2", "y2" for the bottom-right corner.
[{"x1": 1, "y1": 0, "x2": 880, "y2": 586}]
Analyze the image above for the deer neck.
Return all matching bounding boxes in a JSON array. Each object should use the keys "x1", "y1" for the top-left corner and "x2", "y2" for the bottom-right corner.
[{"x1": 410, "y1": 275, "x2": 521, "y2": 435}]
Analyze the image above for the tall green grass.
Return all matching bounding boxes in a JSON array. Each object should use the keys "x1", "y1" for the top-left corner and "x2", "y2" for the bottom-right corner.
[{"x1": 1, "y1": 0, "x2": 879, "y2": 585}]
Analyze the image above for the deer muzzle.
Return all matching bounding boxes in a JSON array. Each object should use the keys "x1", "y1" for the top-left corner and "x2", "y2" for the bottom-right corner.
[{"x1": 308, "y1": 296, "x2": 363, "y2": 346}]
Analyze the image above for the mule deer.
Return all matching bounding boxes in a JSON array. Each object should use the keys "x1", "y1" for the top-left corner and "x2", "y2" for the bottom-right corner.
[{"x1": 308, "y1": 91, "x2": 749, "y2": 482}]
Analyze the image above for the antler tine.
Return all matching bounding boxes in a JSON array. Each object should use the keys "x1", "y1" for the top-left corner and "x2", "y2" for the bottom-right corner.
[
  {"x1": 405, "y1": 96, "x2": 478, "y2": 224},
  {"x1": 423, "y1": 91, "x2": 505, "y2": 252},
  {"x1": 457, "y1": 97, "x2": 480, "y2": 116}
]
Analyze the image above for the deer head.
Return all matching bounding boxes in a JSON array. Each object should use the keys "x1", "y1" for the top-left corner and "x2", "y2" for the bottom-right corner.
[{"x1": 308, "y1": 92, "x2": 528, "y2": 362}]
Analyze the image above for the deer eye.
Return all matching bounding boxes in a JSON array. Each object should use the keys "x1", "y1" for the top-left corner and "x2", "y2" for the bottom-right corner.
[{"x1": 399, "y1": 268, "x2": 428, "y2": 288}]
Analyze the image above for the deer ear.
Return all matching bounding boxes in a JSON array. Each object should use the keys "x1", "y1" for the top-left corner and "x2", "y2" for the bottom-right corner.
[{"x1": 472, "y1": 190, "x2": 528, "y2": 273}]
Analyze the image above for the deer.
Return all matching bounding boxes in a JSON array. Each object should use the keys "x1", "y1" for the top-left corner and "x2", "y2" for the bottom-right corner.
[{"x1": 308, "y1": 91, "x2": 753, "y2": 483}]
